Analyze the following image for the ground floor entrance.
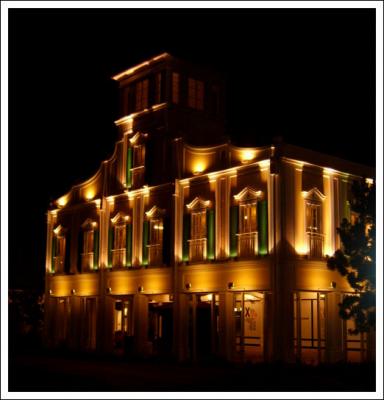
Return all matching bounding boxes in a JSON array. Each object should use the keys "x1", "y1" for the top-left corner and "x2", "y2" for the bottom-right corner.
[
  {"x1": 148, "y1": 295, "x2": 173, "y2": 356},
  {"x1": 234, "y1": 291, "x2": 265, "y2": 362},
  {"x1": 187, "y1": 293, "x2": 219, "y2": 361}
]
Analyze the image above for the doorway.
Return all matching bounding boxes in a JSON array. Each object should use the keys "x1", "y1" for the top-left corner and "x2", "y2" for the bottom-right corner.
[
  {"x1": 234, "y1": 292, "x2": 265, "y2": 362},
  {"x1": 187, "y1": 293, "x2": 219, "y2": 361},
  {"x1": 148, "y1": 294, "x2": 173, "y2": 356}
]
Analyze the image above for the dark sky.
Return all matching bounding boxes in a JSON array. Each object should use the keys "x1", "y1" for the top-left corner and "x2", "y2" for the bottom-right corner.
[{"x1": 9, "y1": 8, "x2": 376, "y2": 290}]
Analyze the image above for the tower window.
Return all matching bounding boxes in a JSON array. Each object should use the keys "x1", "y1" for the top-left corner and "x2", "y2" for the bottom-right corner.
[
  {"x1": 135, "y1": 79, "x2": 149, "y2": 111},
  {"x1": 172, "y1": 72, "x2": 180, "y2": 104},
  {"x1": 188, "y1": 78, "x2": 204, "y2": 110},
  {"x1": 155, "y1": 73, "x2": 162, "y2": 104}
]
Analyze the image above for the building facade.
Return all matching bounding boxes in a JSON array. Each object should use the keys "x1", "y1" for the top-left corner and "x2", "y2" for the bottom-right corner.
[{"x1": 44, "y1": 53, "x2": 374, "y2": 364}]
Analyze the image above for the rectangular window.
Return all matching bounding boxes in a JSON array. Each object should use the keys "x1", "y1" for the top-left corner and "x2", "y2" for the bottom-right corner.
[
  {"x1": 190, "y1": 211, "x2": 207, "y2": 262},
  {"x1": 293, "y1": 292, "x2": 326, "y2": 364},
  {"x1": 81, "y1": 230, "x2": 94, "y2": 271},
  {"x1": 148, "y1": 219, "x2": 163, "y2": 266},
  {"x1": 188, "y1": 78, "x2": 204, "y2": 110},
  {"x1": 191, "y1": 211, "x2": 206, "y2": 240},
  {"x1": 306, "y1": 202, "x2": 323, "y2": 258},
  {"x1": 83, "y1": 230, "x2": 94, "y2": 254},
  {"x1": 134, "y1": 144, "x2": 145, "y2": 166},
  {"x1": 239, "y1": 203, "x2": 257, "y2": 233},
  {"x1": 54, "y1": 235, "x2": 66, "y2": 273},
  {"x1": 112, "y1": 224, "x2": 126, "y2": 267},
  {"x1": 135, "y1": 79, "x2": 149, "y2": 111},
  {"x1": 188, "y1": 78, "x2": 196, "y2": 108},
  {"x1": 155, "y1": 73, "x2": 162, "y2": 104},
  {"x1": 172, "y1": 72, "x2": 180, "y2": 104},
  {"x1": 238, "y1": 203, "x2": 258, "y2": 257},
  {"x1": 211, "y1": 85, "x2": 220, "y2": 115}
]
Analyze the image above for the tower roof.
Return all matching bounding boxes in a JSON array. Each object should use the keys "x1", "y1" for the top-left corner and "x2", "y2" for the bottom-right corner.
[{"x1": 112, "y1": 52, "x2": 171, "y2": 81}]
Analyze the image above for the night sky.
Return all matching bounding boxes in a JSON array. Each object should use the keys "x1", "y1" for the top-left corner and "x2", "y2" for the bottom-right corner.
[{"x1": 8, "y1": 8, "x2": 376, "y2": 290}]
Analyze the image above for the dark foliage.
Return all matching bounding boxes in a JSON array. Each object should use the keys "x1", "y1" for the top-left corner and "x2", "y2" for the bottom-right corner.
[{"x1": 327, "y1": 180, "x2": 375, "y2": 334}]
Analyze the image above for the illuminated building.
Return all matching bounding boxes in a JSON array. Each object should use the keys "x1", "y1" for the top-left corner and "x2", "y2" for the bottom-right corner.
[{"x1": 44, "y1": 53, "x2": 375, "y2": 363}]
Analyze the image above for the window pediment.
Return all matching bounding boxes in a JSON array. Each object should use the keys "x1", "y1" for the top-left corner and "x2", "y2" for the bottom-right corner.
[
  {"x1": 234, "y1": 187, "x2": 263, "y2": 202},
  {"x1": 186, "y1": 196, "x2": 211, "y2": 211},
  {"x1": 303, "y1": 187, "x2": 325, "y2": 202},
  {"x1": 111, "y1": 212, "x2": 129, "y2": 225},
  {"x1": 81, "y1": 218, "x2": 97, "y2": 230},
  {"x1": 145, "y1": 205, "x2": 165, "y2": 220},
  {"x1": 53, "y1": 224, "x2": 67, "y2": 236}
]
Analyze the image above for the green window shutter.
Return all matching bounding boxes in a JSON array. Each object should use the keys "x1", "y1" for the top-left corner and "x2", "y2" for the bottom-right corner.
[
  {"x1": 207, "y1": 209, "x2": 215, "y2": 260},
  {"x1": 108, "y1": 226, "x2": 114, "y2": 268},
  {"x1": 51, "y1": 235, "x2": 57, "y2": 273},
  {"x1": 258, "y1": 200, "x2": 268, "y2": 255},
  {"x1": 77, "y1": 230, "x2": 83, "y2": 273},
  {"x1": 64, "y1": 233, "x2": 71, "y2": 274},
  {"x1": 230, "y1": 205, "x2": 239, "y2": 257},
  {"x1": 142, "y1": 220, "x2": 149, "y2": 266},
  {"x1": 93, "y1": 229, "x2": 99, "y2": 269},
  {"x1": 182, "y1": 213, "x2": 191, "y2": 262},
  {"x1": 126, "y1": 223, "x2": 132, "y2": 267},
  {"x1": 126, "y1": 147, "x2": 133, "y2": 188}
]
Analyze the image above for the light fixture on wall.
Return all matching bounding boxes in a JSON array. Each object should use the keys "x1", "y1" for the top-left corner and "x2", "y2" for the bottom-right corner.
[
  {"x1": 49, "y1": 289, "x2": 53, "y2": 295},
  {"x1": 138, "y1": 286, "x2": 144, "y2": 293},
  {"x1": 106, "y1": 287, "x2": 112, "y2": 294},
  {"x1": 185, "y1": 283, "x2": 192, "y2": 290},
  {"x1": 71, "y1": 289, "x2": 76, "y2": 295},
  {"x1": 228, "y1": 282, "x2": 234, "y2": 290},
  {"x1": 330, "y1": 281, "x2": 337, "y2": 289}
]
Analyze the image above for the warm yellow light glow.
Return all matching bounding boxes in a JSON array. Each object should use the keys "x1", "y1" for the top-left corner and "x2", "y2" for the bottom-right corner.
[
  {"x1": 107, "y1": 196, "x2": 115, "y2": 205},
  {"x1": 186, "y1": 197, "x2": 211, "y2": 210},
  {"x1": 85, "y1": 189, "x2": 95, "y2": 201},
  {"x1": 366, "y1": 178, "x2": 374, "y2": 186},
  {"x1": 200, "y1": 294, "x2": 213, "y2": 302},
  {"x1": 53, "y1": 225, "x2": 62, "y2": 235},
  {"x1": 124, "y1": 215, "x2": 129, "y2": 221},
  {"x1": 295, "y1": 243, "x2": 308, "y2": 256},
  {"x1": 94, "y1": 199, "x2": 101, "y2": 209},
  {"x1": 193, "y1": 162, "x2": 206, "y2": 175},
  {"x1": 241, "y1": 150, "x2": 256, "y2": 163},
  {"x1": 323, "y1": 167, "x2": 336, "y2": 176},
  {"x1": 92, "y1": 221, "x2": 97, "y2": 228},
  {"x1": 234, "y1": 187, "x2": 262, "y2": 201},
  {"x1": 143, "y1": 185, "x2": 150, "y2": 197},
  {"x1": 57, "y1": 196, "x2": 68, "y2": 207},
  {"x1": 259, "y1": 159, "x2": 270, "y2": 169}
]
